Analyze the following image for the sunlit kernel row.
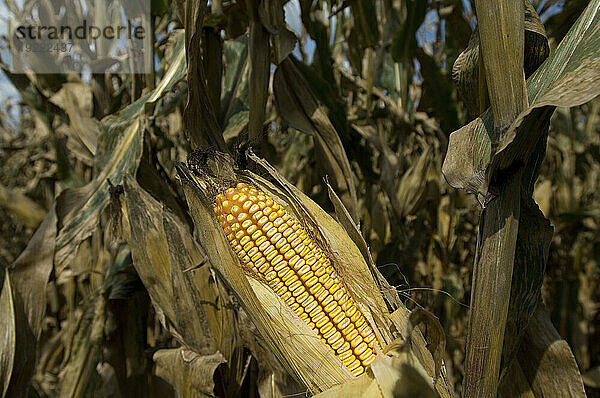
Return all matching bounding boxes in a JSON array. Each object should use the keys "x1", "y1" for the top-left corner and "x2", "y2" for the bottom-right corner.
[{"x1": 214, "y1": 183, "x2": 379, "y2": 376}]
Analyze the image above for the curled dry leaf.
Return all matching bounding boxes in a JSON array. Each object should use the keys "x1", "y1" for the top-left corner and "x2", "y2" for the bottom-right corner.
[
  {"x1": 273, "y1": 59, "x2": 360, "y2": 223},
  {"x1": 153, "y1": 349, "x2": 226, "y2": 398}
]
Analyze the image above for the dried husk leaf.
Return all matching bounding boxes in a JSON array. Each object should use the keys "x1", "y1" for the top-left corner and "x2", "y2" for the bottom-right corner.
[
  {"x1": 315, "y1": 349, "x2": 437, "y2": 398},
  {"x1": 113, "y1": 175, "x2": 237, "y2": 360}
]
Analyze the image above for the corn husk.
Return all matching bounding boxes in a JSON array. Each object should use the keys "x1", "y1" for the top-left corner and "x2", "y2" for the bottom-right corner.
[{"x1": 176, "y1": 151, "x2": 454, "y2": 396}]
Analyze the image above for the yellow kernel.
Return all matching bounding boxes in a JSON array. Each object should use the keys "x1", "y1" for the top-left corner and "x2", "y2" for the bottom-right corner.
[
  {"x1": 315, "y1": 315, "x2": 329, "y2": 328},
  {"x1": 292, "y1": 285, "x2": 305, "y2": 297},
  {"x1": 355, "y1": 342, "x2": 368, "y2": 356},
  {"x1": 359, "y1": 349, "x2": 374, "y2": 362},
  {"x1": 350, "y1": 335, "x2": 363, "y2": 348},
  {"x1": 288, "y1": 280, "x2": 302, "y2": 291},
  {"x1": 322, "y1": 295, "x2": 333, "y2": 307},
  {"x1": 273, "y1": 257, "x2": 286, "y2": 271},
  {"x1": 348, "y1": 359, "x2": 361, "y2": 372},
  {"x1": 296, "y1": 291, "x2": 309, "y2": 303},
  {"x1": 258, "y1": 262, "x2": 269, "y2": 274},
  {"x1": 252, "y1": 211, "x2": 263, "y2": 220},
  {"x1": 249, "y1": 204, "x2": 260, "y2": 214},
  {"x1": 275, "y1": 238, "x2": 287, "y2": 249},
  {"x1": 338, "y1": 317, "x2": 350, "y2": 330},
  {"x1": 320, "y1": 322, "x2": 334, "y2": 334},
  {"x1": 337, "y1": 341, "x2": 351, "y2": 355},
  {"x1": 288, "y1": 255, "x2": 300, "y2": 268},
  {"x1": 265, "y1": 271, "x2": 277, "y2": 281},
  {"x1": 354, "y1": 316, "x2": 366, "y2": 328},
  {"x1": 297, "y1": 264, "x2": 311, "y2": 276},
  {"x1": 305, "y1": 276, "x2": 319, "y2": 287},
  {"x1": 278, "y1": 268, "x2": 293, "y2": 280},
  {"x1": 283, "y1": 250, "x2": 295, "y2": 260},
  {"x1": 331, "y1": 337, "x2": 345, "y2": 351},
  {"x1": 280, "y1": 291, "x2": 292, "y2": 301},
  {"x1": 341, "y1": 354, "x2": 355, "y2": 367},
  {"x1": 240, "y1": 235, "x2": 251, "y2": 246},
  {"x1": 339, "y1": 350, "x2": 353, "y2": 362},
  {"x1": 304, "y1": 298, "x2": 318, "y2": 313},
  {"x1": 322, "y1": 326, "x2": 337, "y2": 341}
]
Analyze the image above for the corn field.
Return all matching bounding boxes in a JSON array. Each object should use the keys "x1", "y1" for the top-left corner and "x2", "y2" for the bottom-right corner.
[{"x1": 0, "y1": 0, "x2": 599, "y2": 397}]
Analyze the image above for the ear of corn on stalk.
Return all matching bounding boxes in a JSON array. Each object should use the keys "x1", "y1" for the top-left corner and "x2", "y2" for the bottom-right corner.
[
  {"x1": 214, "y1": 183, "x2": 379, "y2": 376},
  {"x1": 177, "y1": 153, "x2": 450, "y2": 396}
]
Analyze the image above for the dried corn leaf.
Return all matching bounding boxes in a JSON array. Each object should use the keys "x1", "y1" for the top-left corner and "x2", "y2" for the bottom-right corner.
[
  {"x1": 57, "y1": 297, "x2": 104, "y2": 398},
  {"x1": 258, "y1": 0, "x2": 296, "y2": 64},
  {"x1": 54, "y1": 30, "x2": 187, "y2": 271},
  {"x1": 370, "y1": 352, "x2": 437, "y2": 398},
  {"x1": 0, "y1": 271, "x2": 15, "y2": 398},
  {"x1": 153, "y1": 349, "x2": 226, "y2": 398},
  {"x1": 389, "y1": 307, "x2": 453, "y2": 398},
  {"x1": 49, "y1": 82, "x2": 100, "y2": 157},
  {"x1": 325, "y1": 181, "x2": 401, "y2": 312},
  {"x1": 0, "y1": 184, "x2": 46, "y2": 229},
  {"x1": 313, "y1": 372, "x2": 381, "y2": 398},
  {"x1": 2, "y1": 207, "x2": 57, "y2": 398},
  {"x1": 273, "y1": 59, "x2": 360, "y2": 223},
  {"x1": 515, "y1": 303, "x2": 586, "y2": 397},
  {"x1": 182, "y1": 0, "x2": 227, "y2": 151}
]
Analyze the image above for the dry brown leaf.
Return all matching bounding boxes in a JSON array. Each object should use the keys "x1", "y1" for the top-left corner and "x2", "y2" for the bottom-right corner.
[{"x1": 154, "y1": 349, "x2": 226, "y2": 398}]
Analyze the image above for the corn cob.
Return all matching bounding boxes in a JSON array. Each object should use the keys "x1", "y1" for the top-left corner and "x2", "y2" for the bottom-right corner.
[{"x1": 213, "y1": 182, "x2": 379, "y2": 376}]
